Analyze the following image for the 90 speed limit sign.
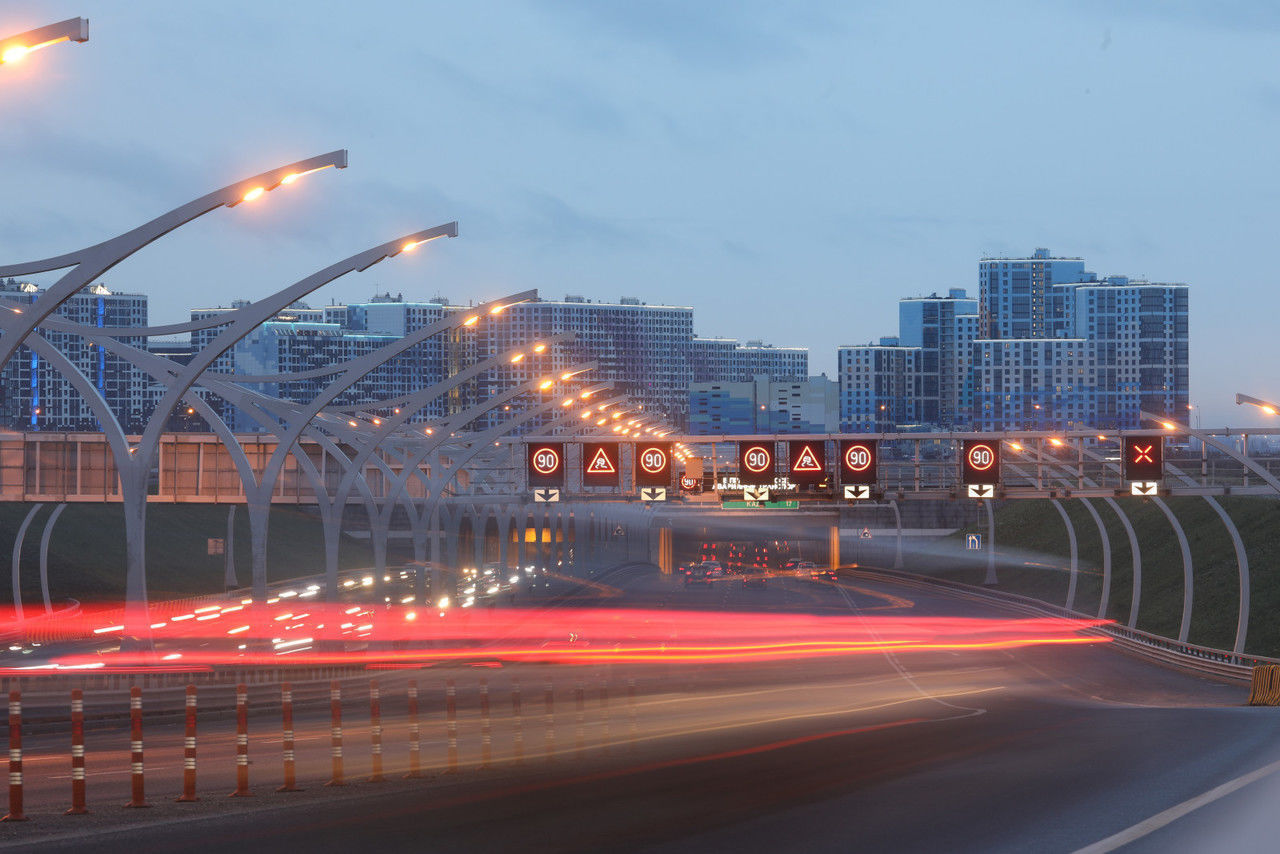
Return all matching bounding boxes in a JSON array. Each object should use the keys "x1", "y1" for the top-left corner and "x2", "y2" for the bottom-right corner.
[
  {"x1": 634, "y1": 443, "x2": 672, "y2": 487},
  {"x1": 961, "y1": 439, "x2": 1000, "y2": 485}
]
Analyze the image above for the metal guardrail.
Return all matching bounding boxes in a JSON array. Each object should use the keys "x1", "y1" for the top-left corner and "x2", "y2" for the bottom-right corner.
[{"x1": 848, "y1": 567, "x2": 1275, "y2": 683}]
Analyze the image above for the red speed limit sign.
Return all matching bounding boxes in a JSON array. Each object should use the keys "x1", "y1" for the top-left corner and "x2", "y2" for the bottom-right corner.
[
  {"x1": 737, "y1": 442, "x2": 775, "y2": 485},
  {"x1": 961, "y1": 440, "x2": 1000, "y2": 485},
  {"x1": 839, "y1": 439, "x2": 877, "y2": 485},
  {"x1": 527, "y1": 442, "x2": 565, "y2": 486},
  {"x1": 634, "y1": 443, "x2": 672, "y2": 487}
]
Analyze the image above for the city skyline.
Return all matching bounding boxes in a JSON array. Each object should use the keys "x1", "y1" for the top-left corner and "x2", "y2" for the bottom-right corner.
[{"x1": 4, "y1": 2, "x2": 1277, "y2": 425}]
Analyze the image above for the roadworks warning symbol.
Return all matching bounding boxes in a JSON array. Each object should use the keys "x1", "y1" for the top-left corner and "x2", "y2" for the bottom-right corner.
[
  {"x1": 792, "y1": 444, "x2": 823, "y2": 473},
  {"x1": 587, "y1": 447, "x2": 616, "y2": 474}
]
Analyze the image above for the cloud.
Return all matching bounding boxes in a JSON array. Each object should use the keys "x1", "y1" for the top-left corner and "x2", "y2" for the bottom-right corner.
[{"x1": 534, "y1": 0, "x2": 824, "y2": 70}]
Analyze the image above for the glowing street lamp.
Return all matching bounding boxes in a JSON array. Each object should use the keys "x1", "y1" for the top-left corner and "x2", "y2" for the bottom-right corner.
[
  {"x1": 1236, "y1": 393, "x2": 1280, "y2": 418},
  {"x1": 1, "y1": 17, "x2": 88, "y2": 66}
]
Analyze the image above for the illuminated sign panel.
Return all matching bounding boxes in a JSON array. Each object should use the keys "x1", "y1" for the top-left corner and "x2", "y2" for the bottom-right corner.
[
  {"x1": 838, "y1": 439, "x2": 878, "y2": 485},
  {"x1": 788, "y1": 441, "x2": 827, "y2": 485},
  {"x1": 582, "y1": 442, "x2": 620, "y2": 487},
  {"x1": 634, "y1": 443, "x2": 672, "y2": 487},
  {"x1": 961, "y1": 440, "x2": 1000, "y2": 485},
  {"x1": 527, "y1": 442, "x2": 565, "y2": 487},
  {"x1": 738, "y1": 441, "x2": 776, "y2": 486},
  {"x1": 1123, "y1": 436, "x2": 1164, "y2": 482}
]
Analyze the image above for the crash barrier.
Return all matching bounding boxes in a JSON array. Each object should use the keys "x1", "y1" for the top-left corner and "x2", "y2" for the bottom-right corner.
[
  {"x1": 1248, "y1": 665, "x2": 1280, "y2": 706},
  {"x1": 0, "y1": 674, "x2": 655, "y2": 821},
  {"x1": 846, "y1": 567, "x2": 1280, "y2": 685}
]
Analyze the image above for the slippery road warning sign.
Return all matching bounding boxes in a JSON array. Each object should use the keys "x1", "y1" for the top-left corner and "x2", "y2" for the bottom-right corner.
[
  {"x1": 788, "y1": 441, "x2": 826, "y2": 484},
  {"x1": 582, "y1": 442, "x2": 620, "y2": 487}
]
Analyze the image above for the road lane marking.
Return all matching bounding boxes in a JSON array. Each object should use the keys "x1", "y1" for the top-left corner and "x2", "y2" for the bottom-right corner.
[{"x1": 1073, "y1": 755, "x2": 1280, "y2": 853}]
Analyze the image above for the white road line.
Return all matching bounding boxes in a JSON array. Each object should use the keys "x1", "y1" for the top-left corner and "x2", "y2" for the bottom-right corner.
[{"x1": 1073, "y1": 755, "x2": 1280, "y2": 853}]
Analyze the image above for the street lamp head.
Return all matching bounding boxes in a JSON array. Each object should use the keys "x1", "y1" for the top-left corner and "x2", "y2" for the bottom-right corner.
[
  {"x1": 224, "y1": 150, "x2": 348, "y2": 208},
  {"x1": 1, "y1": 17, "x2": 88, "y2": 66}
]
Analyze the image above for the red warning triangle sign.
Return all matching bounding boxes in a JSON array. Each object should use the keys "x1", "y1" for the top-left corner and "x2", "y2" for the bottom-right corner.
[
  {"x1": 792, "y1": 444, "x2": 823, "y2": 473},
  {"x1": 587, "y1": 446, "x2": 617, "y2": 474}
]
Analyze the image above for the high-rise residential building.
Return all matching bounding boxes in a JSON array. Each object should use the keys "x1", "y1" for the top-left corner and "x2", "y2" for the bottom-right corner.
[
  {"x1": 837, "y1": 340, "x2": 920, "y2": 433},
  {"x1": 897, "y1": 289, "x2": 979, "y2": 426},
  {"x1": 0, "y1": 278, "x2": 150, "y2": 432},
  {"x1": 839, "y1": 250, "x2": 1190, "y2": 432},
  {"x1": 465, "y1": 296, "x2": 696, "y2": 431},
  {"x1": 183, "y1": 294, "x2": 455, "y2": 431},
  {"x1": 969, "y1": 338, "x2": 1096, "y2": 431},
  {"x1": 979, "y1": 248, "x2": 1093, "y2": 339},
  {"x1": 689, "y1": 374, "x2": 838, "y2": 435},
  {"x1": 690, "y1": 338, "x2": 808, "y2": 384},
  {"x1": 1072, "y1": 277, "x2": 1189, "y2": 429}
]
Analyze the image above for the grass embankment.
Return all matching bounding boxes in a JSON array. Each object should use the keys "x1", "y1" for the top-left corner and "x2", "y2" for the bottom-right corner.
[
  {"x1": 0, "y1": 503, "x2": 374, "y2": 604},
  {"x1": 938, "y1": 497, "x2": 1280, "y2": 657}
]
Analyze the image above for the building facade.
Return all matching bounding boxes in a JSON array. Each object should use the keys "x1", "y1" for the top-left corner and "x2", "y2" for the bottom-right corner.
[
  {"x1": 839, "y1": 250, "x2": 1190, "y2": 432},
  {"x1": 689, "y1": 374, "x2": 838, "y2": 435},
  {"x1": 0, "y1": 278, "x2": 151, "y2": 432},
  {"x1": 690, "y1": 338, "x2": 808, "y2": 384}
]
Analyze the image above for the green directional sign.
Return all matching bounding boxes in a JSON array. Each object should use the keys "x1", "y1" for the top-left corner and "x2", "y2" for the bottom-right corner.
[{"x1": 722, "y1": 500, "x2": 800, "y2": 510}]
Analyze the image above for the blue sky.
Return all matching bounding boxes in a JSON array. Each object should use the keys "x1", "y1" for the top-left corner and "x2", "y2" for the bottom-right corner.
[{"x1": 3, "y1": 1, "x2": 1278, "y2": 424}]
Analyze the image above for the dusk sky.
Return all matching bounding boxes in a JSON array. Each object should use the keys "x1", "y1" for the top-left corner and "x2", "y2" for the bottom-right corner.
[{"x1": 3, "y1": 1, "x2": 1278, "y2": 424}]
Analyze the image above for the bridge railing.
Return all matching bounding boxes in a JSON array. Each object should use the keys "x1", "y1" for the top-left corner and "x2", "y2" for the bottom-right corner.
[{"x1": 849, "y1": 566, "x2": 1276, "y2": 682}]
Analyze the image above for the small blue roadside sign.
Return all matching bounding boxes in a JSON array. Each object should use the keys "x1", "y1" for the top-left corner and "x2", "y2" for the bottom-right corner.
[{"x1": 966, "y1": 533, "x2": 981, "y2": 551}]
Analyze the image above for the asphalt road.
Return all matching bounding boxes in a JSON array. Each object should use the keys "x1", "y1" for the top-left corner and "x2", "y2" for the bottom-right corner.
[{"x1": 1, "y1": 566, "x2": 1275, "y2": 853}]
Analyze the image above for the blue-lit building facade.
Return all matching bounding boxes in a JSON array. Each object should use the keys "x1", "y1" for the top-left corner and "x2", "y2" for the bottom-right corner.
[
  {"x1": 0, "y1": 278, "x2": 151, "y2": 432},
  {"x1": 839, "y1": 249, "x2": 1190, "y2": 432}
]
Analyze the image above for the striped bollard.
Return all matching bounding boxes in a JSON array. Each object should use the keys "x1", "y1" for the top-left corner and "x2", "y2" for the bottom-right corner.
[
  {"x1": 325, "y1": 681, "x2": 344, "y2": 786},
  {"x1": 479, "y1": 678, "x2": 491, "y2": 769},
  {"x1": 600, "y1": 682, "x2": 610, "y2": 754},
  {"x1": 445, "y1": 679, "x2": 458, "y2": 773},
  {"x1": 574, "y1": 681, "x2": 585, "y2": 758},
  {"x1": 405, "y1": 680, "x2": 422, "y2": 779},
  {"x1": 512, "y1": 682, "x2": 524, "y2": 765},
  {"x1": 628, "y1": 678, "x2": 638, "y2": 752},
  {"x1": 124, "y1": 686, "x2": 149, "y2": 807},
  {"x1": 66, "y1": 689, "x2": 88, "y2": 814},
  {"x1": 2, "y1": 690, "x2": 25, "y2": 822},
  {"x1": 544, "y1": 683, "x2": 555, "y2": 762},
  {"x1": 369, "y1": 679, "x2": 384, "y2": 782},
  {"x1": 277, "y1": 682, "x2": 301, "y2": 792},
  {"x1": 229, "y1": 684, "x2": 252, "y2": 796},
  {"x1": 175, "y1": 685, "x2": 198, "y2": 802}
]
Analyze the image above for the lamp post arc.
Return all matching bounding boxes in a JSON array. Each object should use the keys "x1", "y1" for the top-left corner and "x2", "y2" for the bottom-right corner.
[
  {"x1": 0, "y1": 150, "x2": 348, "y2": 375},
  {"x1": 18, "y1": 226, "x2": 467, "y2": 642}
]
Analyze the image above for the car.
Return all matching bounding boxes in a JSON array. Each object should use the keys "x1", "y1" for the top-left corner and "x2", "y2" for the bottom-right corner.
[
  {"x1": 684, "y1": 567, "x2": 713, "y2": 587},
  {"x1": 793, "y1": 560, "x2": 817, "y2": 577},
  {"x1": 701, "y1": 561, "x2": 726, "y2": 578},
  {"x1": 809, "y1": 566, "x2": 838, "y2": 582},
  {"x1": 741, "y1": 570, "x2": 768, "y2": 588}
]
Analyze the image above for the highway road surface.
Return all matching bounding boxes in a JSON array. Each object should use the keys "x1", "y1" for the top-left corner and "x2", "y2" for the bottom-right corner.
[{"x1": 0, "y1": 565, "x2": 1275, "y2": 853}]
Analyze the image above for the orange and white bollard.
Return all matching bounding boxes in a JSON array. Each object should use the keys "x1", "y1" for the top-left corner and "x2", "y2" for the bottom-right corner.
[
  {"x1": 445, "y1": 679, "x2": 458, "y2": 773},
  {"x1": 229, "y1": 684, "x2": 252, "y2": 797},
  {"x1": 628, "y1": 678, "x2": 638, "y2": 752},
  {"x1": 67, "y1": 688, "x2": 88, "y2": 815},
  {"x1": 325, "y1": 681, "x2": 344, "y2": 787},
  {"x1": 277, "y1": 682, "x2": 300, "y2": 792},
  {"x1": 544, "y1": 682, "x2": 555, "y2": 762},
  {"x1": 574, "y1": 681, "x2": 585, "y2": 758},
  {"x1": 175, "y1": 685, "x2": 198, "y2": 802},
  {"x1": 405, "y1": 679, "x2": 422, "y2": 779},
  {"x1": 124, "y1": 686, "x2": 150, "y2": 808},
  {"x1": 600, "y1": 682, "x2": 610, "y2": 754},
  {"x1": 479, "y1": 678, "x2": 491, "y2": 770},
  {"x1": 369, "y1": 679, "x2": 384, "y2": 782},
  {"x1": 512, "y1": 682, "x2": 524, "y2": 765},
  {"x1": 2, "y1": 690, "x2": 25, "y2": 822}
]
